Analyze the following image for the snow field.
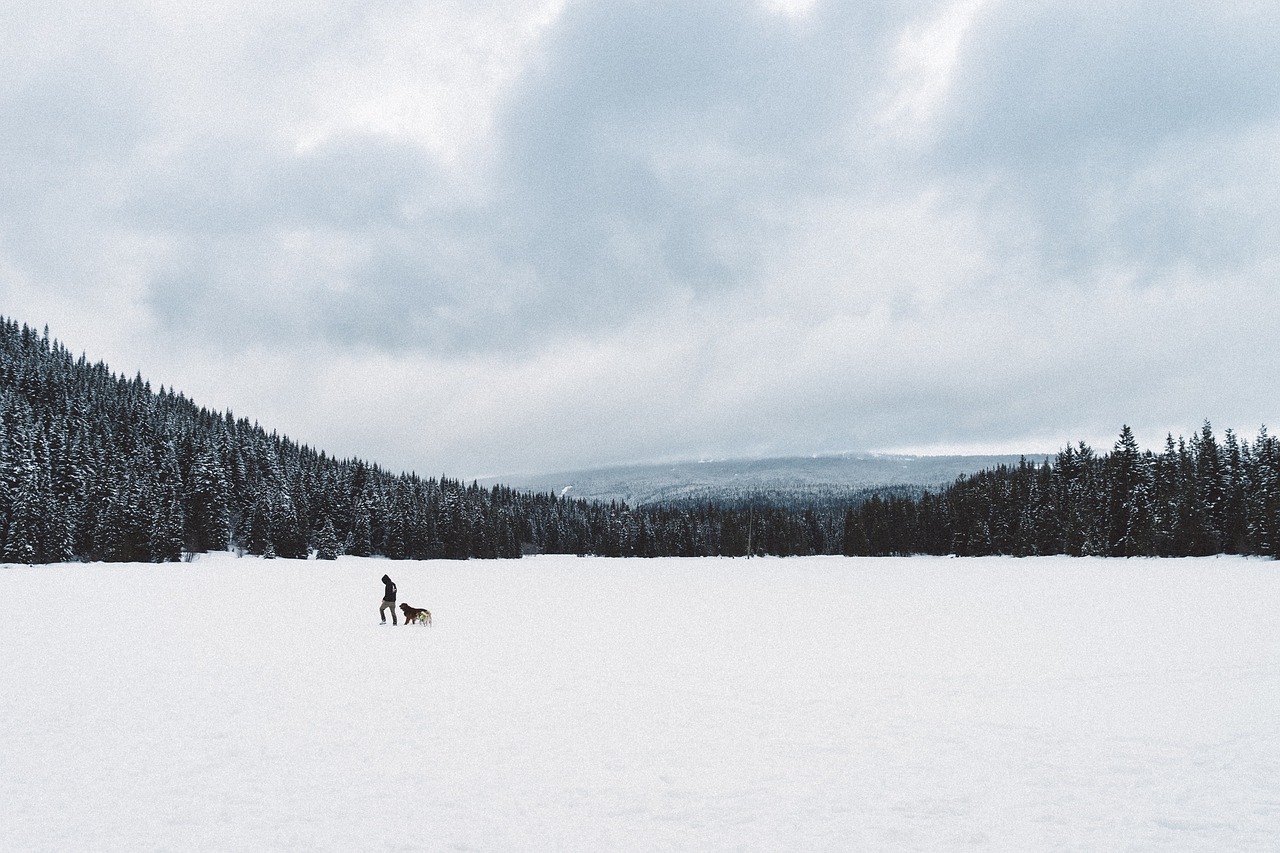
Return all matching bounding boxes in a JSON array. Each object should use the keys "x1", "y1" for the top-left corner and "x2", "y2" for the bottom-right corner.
[{"x1": 2, "y1": 554, "x2": 1279, "y2": 851}]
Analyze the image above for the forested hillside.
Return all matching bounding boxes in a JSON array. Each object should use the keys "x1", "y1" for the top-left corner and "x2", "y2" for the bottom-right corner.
[
  {"x1": 0, "y1": 318, "x2": 848, "y2": 563},
  {"x1": 1, "y1": 318, "x2": 1276, "y2": 563},
  {"x1": 0, "y1": 319, "x2": 584, "y2": 563}
]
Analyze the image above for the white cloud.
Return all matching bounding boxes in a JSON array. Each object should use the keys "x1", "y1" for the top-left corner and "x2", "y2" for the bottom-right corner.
[
  {"x1": 3, "y1": 0, "x2": 1279, "y2": 475},
  {"x1": 877, "y1": 0, "x2": 988, "y2": 140}
]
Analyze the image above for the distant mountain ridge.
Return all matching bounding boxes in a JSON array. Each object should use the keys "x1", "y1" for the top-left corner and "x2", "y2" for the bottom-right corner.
[{"x1": 483, "y1": 454, "x2": 1049, "y2": 509}]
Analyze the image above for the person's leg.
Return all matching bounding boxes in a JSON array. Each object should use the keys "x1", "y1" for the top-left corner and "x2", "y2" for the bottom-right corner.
[
  {"x1": 392, "y1": 604, "x2": 398, "y2": 626},
  {"x1": 380, "y1": 600, "x2": 390, "y2": 623}
]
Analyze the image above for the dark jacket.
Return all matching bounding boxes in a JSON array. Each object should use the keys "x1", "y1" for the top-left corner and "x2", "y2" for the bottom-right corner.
[{"x1": 382, "y1": 575, "x2": 396, "y2": 602}]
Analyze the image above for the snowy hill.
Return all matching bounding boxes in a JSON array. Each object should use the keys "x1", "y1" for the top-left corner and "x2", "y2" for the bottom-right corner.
[{"x1": 483, "y1": 453, "x2": 1045, "y2": 507}]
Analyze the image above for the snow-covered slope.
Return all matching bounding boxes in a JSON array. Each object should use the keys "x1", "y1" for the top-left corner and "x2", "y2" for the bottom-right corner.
[
  {"x1": 3, "y1": 553, "x2": 1278, "y2": 851},
  {"x1": 482, "y1": 453, "x2": 1045, "y2": 507}
]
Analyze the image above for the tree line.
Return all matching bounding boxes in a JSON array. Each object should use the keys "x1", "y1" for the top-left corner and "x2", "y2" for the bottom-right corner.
[
  {"x1": 839, "y1": 423, "x2": 1280, "y2": 559},
  {"x1": 1, "y1": 317, "x2": 1276, "y2": 563},
  {"x1": 0, "y1": 318, "x2": 825, "y2": 563}
]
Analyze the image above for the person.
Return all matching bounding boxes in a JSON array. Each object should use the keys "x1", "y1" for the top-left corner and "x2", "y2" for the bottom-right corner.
[{"x1": 380, "y1": 574, "x2": 397, "y2": 625}]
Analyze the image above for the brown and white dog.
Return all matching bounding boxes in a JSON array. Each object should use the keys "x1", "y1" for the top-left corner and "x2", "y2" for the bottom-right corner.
[{"x1": 399, "y1": 603, "x2": 432, "y2": 626}]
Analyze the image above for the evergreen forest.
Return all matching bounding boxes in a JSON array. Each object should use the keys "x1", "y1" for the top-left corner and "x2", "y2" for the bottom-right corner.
[{"x1": 1, "y1": 318, "x2": 1277, "y2": 563}]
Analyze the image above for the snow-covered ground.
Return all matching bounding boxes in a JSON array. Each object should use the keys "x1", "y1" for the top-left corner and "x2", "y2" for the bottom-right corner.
[{"x1": 2, "y1": 554, "x2": 1278, "y2": 852}]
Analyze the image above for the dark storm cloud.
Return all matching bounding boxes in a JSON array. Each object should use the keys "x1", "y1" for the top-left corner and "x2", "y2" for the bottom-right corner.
[
  {"x1": 941, "y1": 3, "x2": 1280, "y2": 167},
  {"x1": 133, "y1": 133, "x2": 492, "y2": 351},
  {"x1": 488, "y1": 0, "x2": 896, "y2": 323},
  {"x1": 931, "y1": 1, "x2": 1280, "y2": 274},
  {"x1": 131, "y1": 0, "x2": 923, "y2": 355}
]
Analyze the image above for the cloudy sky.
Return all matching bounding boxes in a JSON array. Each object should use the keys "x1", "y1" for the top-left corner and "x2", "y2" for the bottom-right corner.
[{"x1": 3, "y1": 0, "x2": 1278, "y2": 477}]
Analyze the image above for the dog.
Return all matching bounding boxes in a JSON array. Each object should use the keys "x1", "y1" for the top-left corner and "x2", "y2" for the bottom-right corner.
[{"x1": 399, "y1": 603, "x2": 431, "y2": 626}]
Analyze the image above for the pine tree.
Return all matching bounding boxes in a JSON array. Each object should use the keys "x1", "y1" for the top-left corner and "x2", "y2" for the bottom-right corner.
[
  {"x1": 348, "y1": 501, "x2": 373, "y2": 557},
  {"x1": 841, "y1": 507, "x2": 869, "y2": 556},
  {"x1": 149, "y1": 494, "x2": 185, "y2": 562},
  {"x1": 1221, "y1": 429, "x2": 1249, "y2": 553},
  {"x1": 271, "y1": 492, "x2": 308, "y2": 559},
  {"x1": 1150, "y1": 435, "x2": 1177, "y2": 555},
  {"x1": 1189, "y1": 421, "x2": 1225, "y2": 555},
  {"x1": 1108, "y1": 425, "x2": 1152, "y2": 556},
  {"x1": 315, "y1": 517, "x2": 340, "y2": 560},
  {"x1": 186, "y1": 446, "x2": 230, "y2": 553},
  {"x1": 1248, "y1": 427, "x2": 1280, "y2": 557}
]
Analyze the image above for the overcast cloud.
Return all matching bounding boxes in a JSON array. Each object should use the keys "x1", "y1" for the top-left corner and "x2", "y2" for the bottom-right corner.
[{"x1": 3, "y1": 0, "x2": 1278, "y2": 476}]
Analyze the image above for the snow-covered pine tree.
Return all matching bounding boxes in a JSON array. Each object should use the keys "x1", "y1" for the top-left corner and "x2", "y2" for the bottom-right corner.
[
  {"x1": 271, "y1": 491, "x2": 308, "y2": 559},
  {"x1": 347, "y1": 501, "x2": 373, "y2": 557},
  {"x1": 1221, "y1": 429, "x2": 1249, "y2": 554},
  {"x1": 1190, "y1": 421, "x2": 1226, "y2": 555},
  {"x1": 186, "y1": 446, "x2": 230, "y2": 553},
  {"x1": 1107, "y1": 425, "x2": 1152, "y2": 557},
  {"x1": 315, "y1": 517, "x2": 340, "y2": 560}
]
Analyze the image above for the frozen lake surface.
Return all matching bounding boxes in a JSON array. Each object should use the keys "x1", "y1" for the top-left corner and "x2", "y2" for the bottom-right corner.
[{"x1": 3, "y1": 553, "x2": 1279, "y2": 851}]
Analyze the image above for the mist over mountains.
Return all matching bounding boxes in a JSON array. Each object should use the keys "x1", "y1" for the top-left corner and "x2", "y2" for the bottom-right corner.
[{"x1": 484, "y1": 454, "x2": 1049, "y2": 510}]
